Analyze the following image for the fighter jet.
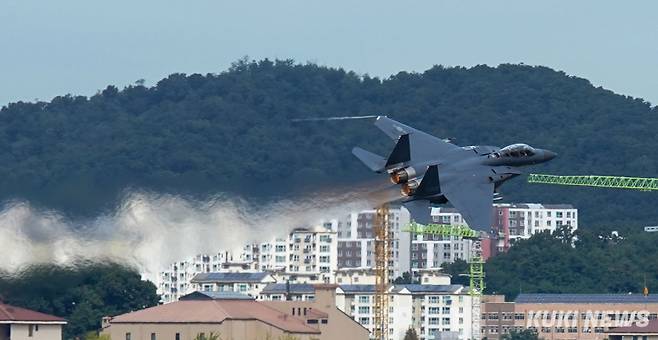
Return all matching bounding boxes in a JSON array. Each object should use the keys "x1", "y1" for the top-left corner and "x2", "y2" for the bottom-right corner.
[{"x1": 353, "y1": 116, "x2": 556, "y2": 230}]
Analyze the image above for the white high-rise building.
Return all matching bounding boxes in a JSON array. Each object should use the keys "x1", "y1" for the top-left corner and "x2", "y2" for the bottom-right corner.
[
  {"x1": 157, "y1": 252, "x2": 233, "y2": 303},
  {"x1": 240, "y1": 227, "x2": 338, "y2": 283},
  {"x1": 335, "y1": 283, "x2": 473, "y2": 340},
  {"x1": 334, "y1": 207, "x2": 411, "y2": 280}
]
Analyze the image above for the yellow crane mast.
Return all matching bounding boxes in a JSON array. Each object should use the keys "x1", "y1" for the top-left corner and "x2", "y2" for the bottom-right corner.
[{"x1": 373, "y1": 204, "x2": 391, "y2": 340}]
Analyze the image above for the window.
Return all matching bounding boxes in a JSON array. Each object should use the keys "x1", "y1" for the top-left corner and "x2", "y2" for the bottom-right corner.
[
  {"x1": 29, "y1": 325, "x2": 34, "y2": 337},
  {"x1": 151, "y1": 333, "x2": 156, "y2": 340},
  {"x1": 428, "y1": 296, "x2": 440, "y2": 304},
  {"x1": 175, "y1": 333, "x2": 181, "y2": 340},
  {"x1": 358, "y1": 306, "x2": 370, "y2": 314},
  {"x1": 359, "y1": 296, "x2": 370, "y2": 303},
  {"x1": 429, "y1": 307, "x2": 440, "y2": 315},
  {"x1": 126, "y1": 333, "x2": 132, "y2": 340}
]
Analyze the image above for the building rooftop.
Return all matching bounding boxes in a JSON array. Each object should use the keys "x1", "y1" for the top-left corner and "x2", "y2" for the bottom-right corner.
[
  {"x1": 515, "y1": 294, "x2": 658, "y2": 304},
  {"x1": 110, "y1": 299, "x2": 319, "y2": 334},
  {"x1": 0, "y1": 303, "x2": 66, "y2": 323},
  {"x1": 261, "y1": 283, "x2": 316, "y2": 295},
  {"x1": 179, "y1": 291, "x2": 255, "y2": 300},
  {"x1": 394, "y1": 284, "x2": 464, "y2": 294},
  {"x1": 338, "y1": 285, "x2": 377, "y2": 294},
  {"x1": 338, "y1": 284, "x2": 464, "y2": 294},
  {"x1": 191, "y1": 272, "x2": 271, "y2": 283}
]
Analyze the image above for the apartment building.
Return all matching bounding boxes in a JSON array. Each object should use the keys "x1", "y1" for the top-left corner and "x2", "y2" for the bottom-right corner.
[
  {"x1": 492, "y1": 203, "x2": 578, "y2": 252},
  {"x1": 335, "y1": 284, "x2": 473, "y2": 340},
  {"x1": 407, "y1": 208, "x2": 477, "y2": 275},
  {"x1": 426, "y1": 203, "x2": 578, "y2": 261},
  {"x1": 157, "y1": 252, "x2": 234, "y2": 303},
  {"x1": 240, "y1": 227, "x2": 338, "y2": 283},
  {"x1": 334, "y1": 207, "x2": 411, "y2": 280},
  {"x1": 482, "y1": 294, "x2": 658, "y2": 340}
]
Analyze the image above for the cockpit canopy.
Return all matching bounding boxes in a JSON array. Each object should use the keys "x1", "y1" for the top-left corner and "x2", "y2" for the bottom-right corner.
[{"x1": 498, "y1": 143, "x2": 536, "y2": 157}]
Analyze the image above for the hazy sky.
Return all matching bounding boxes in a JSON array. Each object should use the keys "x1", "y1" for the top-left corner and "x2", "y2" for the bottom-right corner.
[{"x1": 1, "y1": 1, "x2": 657, "y2": 106}]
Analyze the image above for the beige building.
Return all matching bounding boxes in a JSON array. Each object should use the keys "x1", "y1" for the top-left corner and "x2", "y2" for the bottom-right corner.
[
  {"x1": 483, "y1": 294, "x2": 658, "y2": 340},
  {"x1": 0, "y1": 303, "x2": 66, "y2": 340},
  {"x1": 103, "y1": 286, "x2": 368, "y2": 340},
  {"x1": 607, "y1": 319, "x2": 658, "y2": 340}
]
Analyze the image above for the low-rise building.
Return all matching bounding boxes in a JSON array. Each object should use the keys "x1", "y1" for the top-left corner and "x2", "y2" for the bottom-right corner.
[
  {"x1": 607, "y1": 319, "x2": 658, "y2": 340},
  {"x1": 0, "y1": 302, "x2": 66, "y2": 340},
  {"x1": 482, "y1": 293, "x2": 658, "y2": 340},
  {"x1": 103, "y1": 289, "x2": 368, "y2": 340},
  {"x1": 190, "y1": 272, "x2": 276, "y2": 298},
  {"x1": 258, "y1": 283, "x2": 317, "y2": 302}
]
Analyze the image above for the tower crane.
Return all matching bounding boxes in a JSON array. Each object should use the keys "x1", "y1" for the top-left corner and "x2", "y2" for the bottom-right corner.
[
  {"x1": 527, "y1": 174, "x2": 658, "y2": 191},
  {"x1": 404, "y1": 222, "x2": 485, "y2": 340}
]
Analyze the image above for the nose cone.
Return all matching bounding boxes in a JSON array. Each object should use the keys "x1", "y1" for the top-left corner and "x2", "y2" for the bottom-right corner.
[{"x1": 543, "y1": 150, "x2": 557, "y2": 161}]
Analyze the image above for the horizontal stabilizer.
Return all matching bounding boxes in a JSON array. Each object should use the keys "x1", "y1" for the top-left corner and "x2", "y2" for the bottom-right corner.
[
  {"x1": 352, "y1": 147, "x2": 386, "y2": 172},
  {"x1": 385, "y1": 134, "x2": 411, "y2": 167}
]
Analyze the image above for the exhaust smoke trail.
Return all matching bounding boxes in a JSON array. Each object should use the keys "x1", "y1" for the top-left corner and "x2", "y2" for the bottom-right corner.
[{"x1": 0, "y1": 185, "x2": 379, "y2": 281}]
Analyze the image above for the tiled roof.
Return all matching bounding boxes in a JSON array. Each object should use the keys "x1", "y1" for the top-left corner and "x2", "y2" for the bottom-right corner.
[
  {"x1": 338, "y1": 285, "x2": 377, "y2": 294},
  {"x1": 394, "y1": 284, "x2": 463, "y2": 294},
  {"x1": 191, "y1": 272, "x2": 271, "y2": 283},
  {"x1": 261, "y1": 284, "x2": 315, "y2": 295},
  {"x1": 338, "y1": 284, "x2": 463, "y2": 294},
  {"x1": 515, "y1": 294, "x2": 658, "y2": 304},
  {"x1": 179, "y1": 291, "x2": 255, "y2": 300},
  {"x1": 110, "y1": 300, "x2": 319, "y2": 334},
  {"x1": 0, "y1": 303, "x2": 66, "y2": 323}
]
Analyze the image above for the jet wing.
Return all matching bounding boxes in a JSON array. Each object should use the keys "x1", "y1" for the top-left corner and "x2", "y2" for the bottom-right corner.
[
  {"x1": 441, "y1": 178, "x2": 494, "y2": 231},
  {"x1": 374, "y1": 116, "x2": 464, "y2": 163}
]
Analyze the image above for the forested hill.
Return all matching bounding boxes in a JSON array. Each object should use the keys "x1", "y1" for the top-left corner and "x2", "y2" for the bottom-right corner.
[{"x1": 1, "y1": 59, "x2": 657, "y2": 226}]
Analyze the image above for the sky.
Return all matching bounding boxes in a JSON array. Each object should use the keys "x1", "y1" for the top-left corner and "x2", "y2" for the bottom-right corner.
[{"x1": 1, "y1": 1, "x2": 657, "y2": 106}]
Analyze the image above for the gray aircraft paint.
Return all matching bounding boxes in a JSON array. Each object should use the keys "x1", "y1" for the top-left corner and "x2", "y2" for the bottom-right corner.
[{"x1": 353, "y1": 116, "x2": 556, "y2": 231}]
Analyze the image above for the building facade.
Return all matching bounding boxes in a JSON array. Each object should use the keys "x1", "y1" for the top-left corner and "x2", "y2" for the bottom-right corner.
[
  {"x1": 491, "y1": 204, "x2": 578, "y2": 252},
  {"x1": 482, "y1": 294, "x2": 658, "y2": 340},
  {"x1": 334, "y1": 207, "x2": 411, "y2": 280},
  {"x1": 157, "y1": 252, "x2": 234, "y2": 303},
  {"x1": 335, "y1": 284, "x2": 473, "y2": 340},
  {"x1": 103, "y1": 289, "x2": 368, "y2": 340},
  {"x1": 0, "y1": 303, "x2": 66, "y2": 340},
  {"x1": 241, "y1": 227, "x2": 338, "y2": 284}
]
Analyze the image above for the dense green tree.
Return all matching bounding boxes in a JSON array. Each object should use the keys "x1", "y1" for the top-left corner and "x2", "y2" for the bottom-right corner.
[
  {"x1": 485, "y1": 226, "x2": 658, "y2": 299},
  {"x1": 0, "y1": 263, "x2": 159, "y2": 340},
  {"x1": 502, "y1": 329, "x2": 540, "y2": 340},
  {"x1": 0, "y1": 59, "x2": 657, "y2": 229},
  {"x1": 440, "y1": 259, "x2": 470, "y2": 286},
  {"x1": 403, "y1": 328, "x2": 419, "y2": 340},
  {"x1": 394, "y1": 271, "x2": 414, "y2": 284}
]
